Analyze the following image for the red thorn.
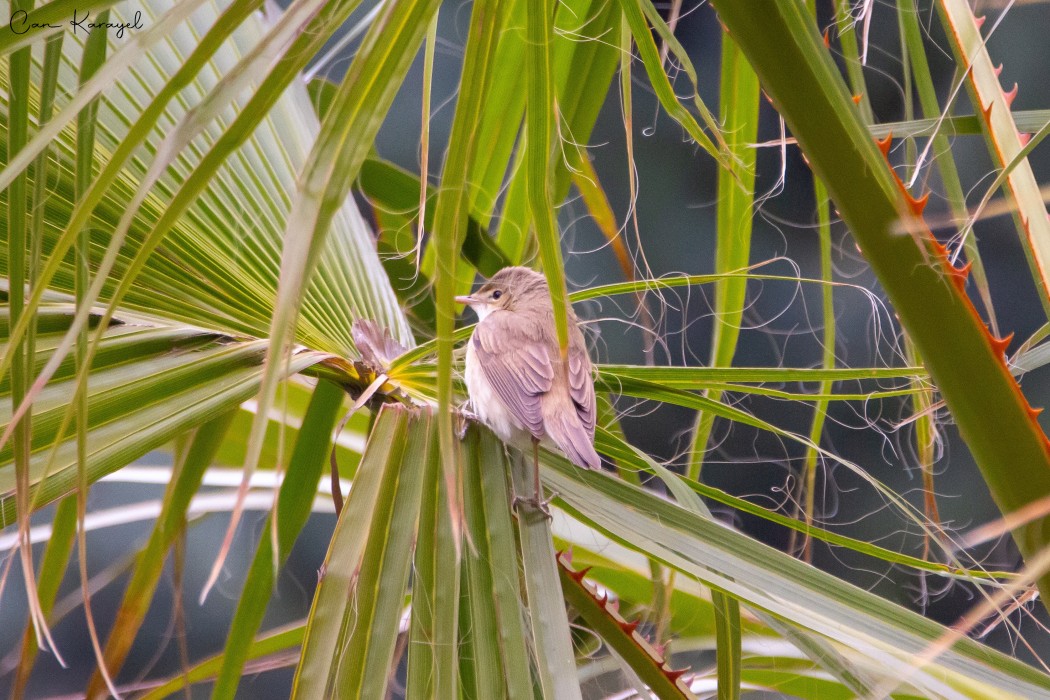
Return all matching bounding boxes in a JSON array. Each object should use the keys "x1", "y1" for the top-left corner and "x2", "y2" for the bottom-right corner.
[
  {"x1": 619, "y1": 619, "x2": 640, "y2": 635},
  {"x1": 1020, "y1": 132, "x2": 1033, "y2": 147},
  {"x1": 908, "y1": 191, "x2": 931, "y2": 217},
  {"x1": 994, "y1": 63, "x2": 1004, "y2": 77},
  {"x1": 876, "y1": 134, "x2": 893, "y2": 158},
  {"x1": 950, "y1": 260, "x2": 973, "y2": 293},
  {"x1": 852, "y1": 93, "x2": 863, "y2": 105},
  {"x1": 974, "y1": 14, "x2": 986, "y2": 29},
  {"x1": 665, "y1": 667, "x2": 689, "y2": 683},
  {"x1": 1004, "y1": 83, "x2": 1018, "y2": 108},
  {"x1": 989, "y1": 331, "x2": 1015, "y2": 357},
  {"x1": 823, "y1": 27, "x2": 831, "y2": 49},
  {"x1": 982, "y1": 101, "x2": 994, "y2": 121},
  {"x1": 929, "y1": 239, "x2": 949, "y2": 257},
  {"x1": 1028, "y1": 405, "x2": 1044, "y2": 421},
  {"x1": 567, "y1": 565, "x2": 592, "y2": 583}
]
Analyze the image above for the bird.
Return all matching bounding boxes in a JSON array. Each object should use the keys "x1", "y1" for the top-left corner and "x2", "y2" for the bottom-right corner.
[{"x1": 456, "y1": 266, "x2": 600, "y2": 512}]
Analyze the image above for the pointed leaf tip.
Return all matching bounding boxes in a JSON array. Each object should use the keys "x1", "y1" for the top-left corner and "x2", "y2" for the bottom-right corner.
[{"x1": 994, "y1": 63, "x2": 1004, "y2": 77}]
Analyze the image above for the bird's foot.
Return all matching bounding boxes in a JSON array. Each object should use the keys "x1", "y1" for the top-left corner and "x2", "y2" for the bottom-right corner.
[{"x1": 511, "y1": 491, "x2": 556, "y2": 521}]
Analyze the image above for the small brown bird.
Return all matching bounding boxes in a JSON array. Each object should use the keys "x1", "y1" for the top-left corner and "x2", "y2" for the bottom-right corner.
[{"x1": 457, "y1": 267, "x2": 600, "y2": 505}]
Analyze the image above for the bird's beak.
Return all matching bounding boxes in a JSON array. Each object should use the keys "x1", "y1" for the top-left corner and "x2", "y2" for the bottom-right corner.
[{"x1": 455, "y1": 294, "x2": 479, "y2": 305}]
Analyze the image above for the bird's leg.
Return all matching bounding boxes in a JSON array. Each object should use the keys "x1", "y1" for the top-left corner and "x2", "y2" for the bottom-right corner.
[
  {"x1": 511, "y1": 440, "x2": 553, "y2": 519},
  {"x1": 532, "y1": 438, "x2": 542, "y2": 502},
  {"x1": 531, "y1": 438, "x2": 553, "y2": 518}
]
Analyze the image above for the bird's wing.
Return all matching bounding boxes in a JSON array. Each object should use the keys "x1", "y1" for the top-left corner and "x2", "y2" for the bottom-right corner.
[
  {"x1": 472, "y1": 314, "x2": 554, "y2": 438},
  {"x1": 542, "y1": 329, "x2": 600, "y2": 469},
  {"x1": 567, "y1": 337, "x2": 596, "y2": 433}
]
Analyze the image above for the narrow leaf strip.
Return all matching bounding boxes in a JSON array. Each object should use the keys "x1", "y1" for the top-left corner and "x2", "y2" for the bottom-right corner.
[
  {"x1": 74, "y1": 17, "x2": 120, "y2": 696},
  {"x1": 938, "y1": 0, "x2": 1050, "y2": 304},
  {"x1": 451, "y1": 428, "x2": 518, "y2": 699},
  {"x1": 201, "y1": 0, "x2": 437, "y2": 602},
  {"x1": 475, "y1": 427, "x2": 535, "y2": 698},
  {"x1": 415, "y1": 12, "x2": 439, "y2": 267},
  {"x1": 7, "y1": 0, "x2": 59, "y2": 664},
  {"x1": 526, "y1": 0, "x2": 570, "y2": 354},
  {"x1": 407, "y1": 410, "x2": 462, "y2": 698},
  {"x1": 20, "y1": 43, "x2": 68, "y2": 675},
  {"x1": 688, "y1": 31, "x2": 760, "y2": 482},
  {"x1": 212, "y1": 381, "x2": 343, "y2": 696},
  {"x1": 135, "y1": 623, "x2": 305, "y2": 700},
  {"x1": 616, "y1": 0, "x2": 727, "y2": 166},
  {"x1": 87, "y1": 412, "x2": 236, "y2": 697},
  {"x1": 513, "y1": 453, "x2": 583, "y2": 699},
  {"x1": 430, "y1": 0, "x2": 506, "y2": 552},
  {"x1": 293, "y1": 406, "x2": 431, "y2": 697}
]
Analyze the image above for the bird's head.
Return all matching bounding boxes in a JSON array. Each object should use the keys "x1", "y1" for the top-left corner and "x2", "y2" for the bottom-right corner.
[{"x1": 455, "y1": 266, "x2": 548, "y2": 321}]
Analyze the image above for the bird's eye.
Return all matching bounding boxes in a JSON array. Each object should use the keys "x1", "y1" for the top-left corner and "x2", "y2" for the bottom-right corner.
[{"x1": 492, "y1": 290, "x2": 503, "y2": 300}]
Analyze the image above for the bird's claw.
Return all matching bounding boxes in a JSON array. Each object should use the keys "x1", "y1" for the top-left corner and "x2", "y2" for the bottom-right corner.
[
  {"x1": 511, "y1": 491, "x2": 556, "y2": 520},
  {"x1": 456, "y1": 406, "x2": 478, "y2": 440}
]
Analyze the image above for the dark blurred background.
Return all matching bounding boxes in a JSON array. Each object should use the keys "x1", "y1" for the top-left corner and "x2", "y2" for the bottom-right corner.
[{"x1": 4, "y1": 0, "x2": 1050, "y2": 696}]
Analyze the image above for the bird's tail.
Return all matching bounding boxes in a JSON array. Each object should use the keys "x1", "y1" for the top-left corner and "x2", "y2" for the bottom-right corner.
[{"x1": 544, "y1": 405, "x2": 601, "y2": 470}]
